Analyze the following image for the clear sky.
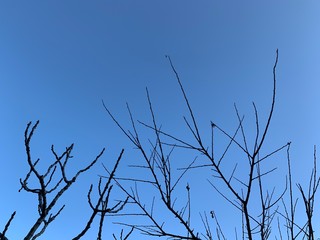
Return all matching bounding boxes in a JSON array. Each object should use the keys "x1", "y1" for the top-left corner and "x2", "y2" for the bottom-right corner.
[{"x1": 1, "y1": 1, "x2": 320, "y2": 239}]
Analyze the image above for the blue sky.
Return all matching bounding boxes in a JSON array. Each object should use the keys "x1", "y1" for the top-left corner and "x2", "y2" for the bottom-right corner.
[{"x1": 1, "y1": 1, "x2": 320, "y2": 239}]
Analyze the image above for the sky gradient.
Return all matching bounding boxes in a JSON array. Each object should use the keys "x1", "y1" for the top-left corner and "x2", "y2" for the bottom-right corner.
[{"x1": 1, "y1": 1, "x2": 320, "y2": 239}]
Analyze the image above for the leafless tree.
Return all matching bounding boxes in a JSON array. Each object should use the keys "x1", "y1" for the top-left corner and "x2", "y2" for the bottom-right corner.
[
  {"x1": 104, "y1": 50, "x2": 319, "y2": 239},
  {"x1": 1, "y1": 120, "x2": 129, "y2": 240},
  {"x1": 73, "y1": 149, "x2": 129, "y2": 240}
]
